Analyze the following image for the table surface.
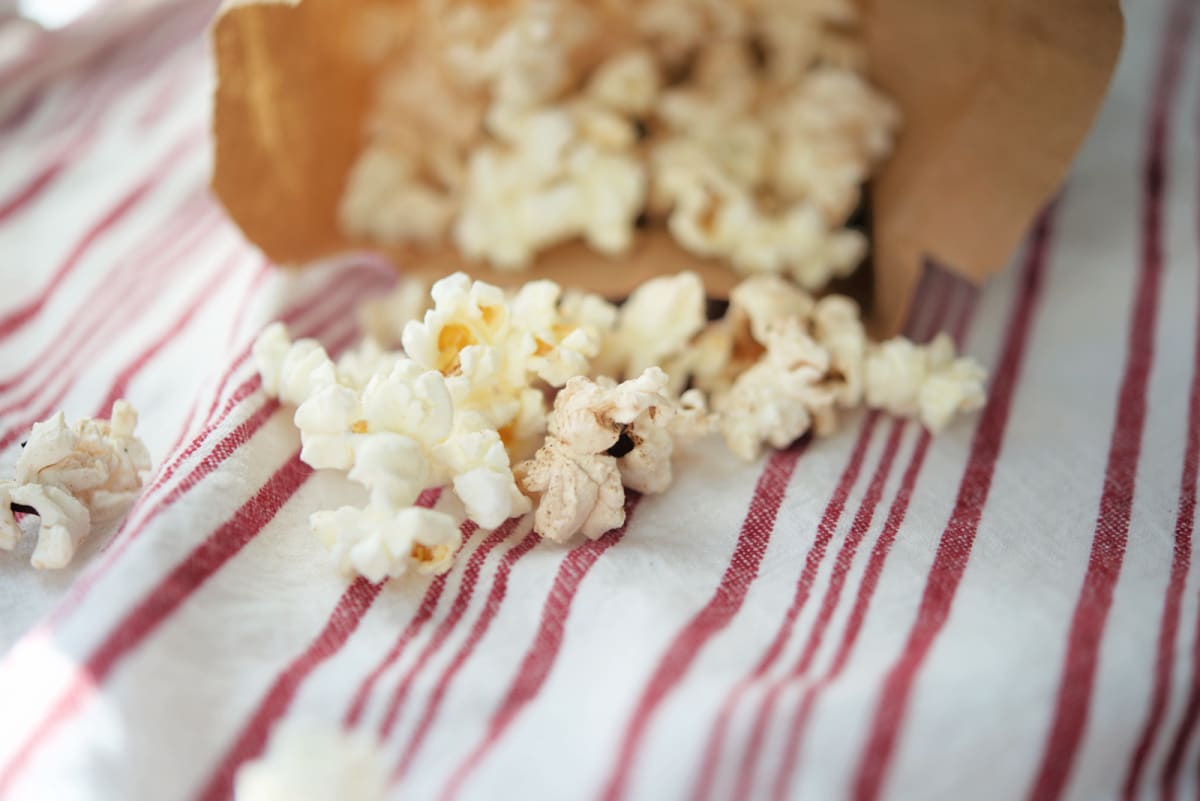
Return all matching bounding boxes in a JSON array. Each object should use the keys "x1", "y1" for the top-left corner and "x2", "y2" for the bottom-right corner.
[{"x1": 0, "y1": 1, "x2": 1197, "y2": 800}]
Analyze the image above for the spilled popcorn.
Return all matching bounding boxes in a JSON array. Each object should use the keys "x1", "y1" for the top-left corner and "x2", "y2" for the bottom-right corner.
[
  {"x1": 255, "y1": 271, "x2": 986, "y2": 580},
  {"x1": 516, "y1": 367, "x2": 711, "y2": 542},
  {"x1": 340, "y1": 0, "x2": 899, "y2": 290},
  {"x1": 234, "y1": 720, "x2": 387, "y2": 801},
  {"x1": 0, "y1": 400, "x2": 150, "y2": 569}
]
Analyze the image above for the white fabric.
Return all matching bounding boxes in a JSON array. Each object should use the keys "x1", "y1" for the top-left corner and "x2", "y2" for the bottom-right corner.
[{"x1": 0, "y1": 1, "x2": 1197, "y2": 800}]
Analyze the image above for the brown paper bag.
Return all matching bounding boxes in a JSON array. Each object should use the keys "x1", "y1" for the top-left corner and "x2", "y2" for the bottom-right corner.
[{"x1": 209, "y1": 0, "x2": 1122, "y2": 335}]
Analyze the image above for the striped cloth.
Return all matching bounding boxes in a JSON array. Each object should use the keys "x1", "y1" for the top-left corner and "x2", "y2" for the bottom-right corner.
[{"x1": 0, "y1": 1, "x2": 1197, "y2": 799}]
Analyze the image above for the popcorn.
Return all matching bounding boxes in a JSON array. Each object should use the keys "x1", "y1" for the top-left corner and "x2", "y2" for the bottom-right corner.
[
  {"x1": 517, "y1": 368, "x2": 706, "y2": 541},
  {"x1": 730, "y1": 274, "x2": 817, "y2": 343},
  {"x1": 666, "y1": 274, "x2": 813, "y2": 396},
  {"x1": 253, "y1": 323, "x2": 337, "y2": 407},
  {"x1": 347, "y1": 434, "x2": 431, "y2": 510},
  {"x1": 597, "y1": 271, "x2": 706, "y2": 379},
  {"x1": 403, "y1": 272, "x2": 510, "y2": 375},
  {"x1": 255, "y1": 269, "x2": 988, "y2": 577},
  {"x1": 338, "y1": 144, "x2": 455, "y2": 246},
  {"x1": 0, "y1": 485, "x2": 88, "y2": 569},
  {"x1": 0, "y1": 401, "x2": 150, "y2": 568},
  {"x1": 636, "y1": 0, "x2": 747, "y2": 68},
  {"x1": 750, "y1": 0, "x2": 868, "y2": 82},
  {"x1": 559, "y1": 290, "x2": 618, "y2": 339},
  {"x1": 812, "y1": 293, "x2": 868, "y2": 407},
  {"x1": 515, "y1": 437, "x2": 625, "y2": 543},
  {"x1": 864, "y1": 333, "x2": 987, "y2": 432},
  {"x1": 769, "y1": 67, "x2": 901, "y2": 223},
  {"x1": 510, "y1": 280, "x2": 601, "y2": 386},
  {"x1": 357, "y1": 361, "x2": 455, "y2": 452},
  {"x1": 586, "y1": 49, "x2": 661, "y2": 115},
  {"x1": 337, "y1": 0, "x2": 898, "y2": 297},
  {"x1": 234, "y1": 720, "x2": 387, "y2": 801},
  {"x1": 293, "y1": 384, "x2": 362, "y2": 472},
  {"x1": 466, "y1": 0, "x2": 592, "y2": 112},
  {"x1": 716, "y1": 317, "x2": 837, "y2": 461},
  {"x1": 656, "y1": 156, "x2": 865, "y2": 288},
  {"x1": 433, "y1": 427, "x2": 531, "y2": 529},
  {"x1": 454, "y1": 107, "x2": 646, "y2": 269},
  {"x1": 312, "y1": 502, "x2": 460, "y2": 583}
]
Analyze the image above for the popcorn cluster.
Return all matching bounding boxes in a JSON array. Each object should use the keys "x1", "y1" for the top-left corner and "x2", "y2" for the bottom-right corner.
[
  {"x1": 0, "y1": 401, "x2": 150, "y2": 569},
  {"x1": 339, "y1": 0, "x2": 899, "y2": 289},
  {"x1": 256, "y1": 273, "x2": 624, "y2": 581},
  {"x1": 255, "y1": 271, "x2": 985, "y2": 581}
]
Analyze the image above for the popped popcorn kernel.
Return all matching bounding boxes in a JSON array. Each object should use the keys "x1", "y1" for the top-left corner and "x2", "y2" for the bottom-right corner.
[
  {"x1": 434, "y1": 426, "x2": 531, "y2": 529},
  {"x1": 235, "y1": 720, "x2": 387, "y2": 801},
  {"x1": 587, "y1": 48, "x2": 662, "y2": 115},
  {"x1": 518, "y1": 367, "x2": 708, "y2": 541},
  {"x1": 715, "y1": 317, "x2": 835, "y2": 461},
  {"x1": 597, "y1": 271, "x2": 706, "y2": 379},
  {"x1": 0, "y1": 401, "x2": 150, "y2": 569},
  {"x1": 312, "y1": 502, "x2": 460, "y2": 583},
  {"x1": 403, "y1": 272, "x2": 510, "y2": 376},
  {"x1": 253, "y1": 323, "x2": 337, "y2": 407},
  {"x1": 865, "y1": 333, "x2": 987, "y2": 432}
]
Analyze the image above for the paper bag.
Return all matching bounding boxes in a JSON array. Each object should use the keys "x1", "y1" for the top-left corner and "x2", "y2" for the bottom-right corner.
[{"x1": 209, "y1": 0, "x2": 1122, "y2": 334}]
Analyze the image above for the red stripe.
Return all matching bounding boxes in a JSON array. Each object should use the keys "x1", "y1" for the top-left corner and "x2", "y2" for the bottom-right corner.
[
  {"x1": 0, "y1": 0, "x2": 214, "y2": 113},
  {"x1": 0, "y1": 90, "x2": 40, "y2": 134},
  {"x1": 767, "y1": 282, "x2": 978, "y2": 800},
  {"x1": 1150, "y1": 103, "x2": 1200, "y2": 801},
  {"x1": 136, "y1": 53, "x2": 198, "y2": 131},
  {"x1": 0, "y1": 214, "x2": 219, "y2": 440},
  {"x1": 390, "y1": 528, "x2": 544, "y2": 783},
  {"x1": 0, "y1": 81, "x2": 109, "y2": 211},
  {"x1": 0, "y1": 158, "x2": 69, "y2": 224},
  {"x1": 735, "y1": 418, "x2": 904, "y2": 801},
  {"x1": 0, "y1": 128, "x2": 204, "y2": 341},
  {"x1": 592, "y1": 446, "x2": 804, "y2": 801},
  {"x1": 0, "y1": 217, "x2": 225, "y2": 451},
  {"x1": 135, "y1": 267, "x2": 379, "y2": 511},
  {"x1": 374, "y1": 519, "x2": 522, "y2": 737},
  {"x1": 0, "y1": 67, "x2": 131, "y2": 217},
  {"x1": 846, "y1": 207, "x2": 1055, "y2": 801},
  {"x1": 343, "y1": 555, "x2": 467, "y2": 727},
  {"x1": 190, "y1": 488, "x2": 445, "y2": 801},
  {"x1": 436, "y1": 496, "x2": 640, "y2": 801},
  {"x1": 40, "y1": 268, "x2": 381, "y2": 631},
  {"x1": 1122, "y1": 240, "x2": 1200, "y2": 801},
  {"x1": 1158, "y1": 636, "x2": 1200, "y2": 801},
  {"x1": 0, "y1": 15, "x2": 200, "y2": 213},
  {"x1": 718, "y1": 410, "x2": 882, "y2": 801},
  {"x1": 193, "y1": 577, "x2": 385, "y2": 801},
  {"x1": 0, "y1": 452, "x2": 313, "y2": 795},
  {"x1": 0, "y1": 189, "x2": 215, "y2": 393},
  {"x1": 93, "y1": 249, "x2": 245, "y2": 418},
  {"x1": 158, "y1": 260, "x2": 273, "y2": 461},
  {"x1": 189, "y1": 265, "x2": 385, "y2": 439},
  {"x1": 693, "y1": 269, "x2": 960, "y2": 801},
  {"x1": 1026, "y1": 5, "x2": 1195, "y2": 799}
]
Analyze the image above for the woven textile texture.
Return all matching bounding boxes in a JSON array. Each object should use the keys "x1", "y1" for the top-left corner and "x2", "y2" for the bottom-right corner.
[{"x1": 0, "y1": 1, "x2": 1197, "y2": 799}]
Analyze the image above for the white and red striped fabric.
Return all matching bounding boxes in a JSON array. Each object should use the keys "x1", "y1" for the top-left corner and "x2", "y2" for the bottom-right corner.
[{"x1": 0, "y1": 1, "x2": 1198, "y2": 799}]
